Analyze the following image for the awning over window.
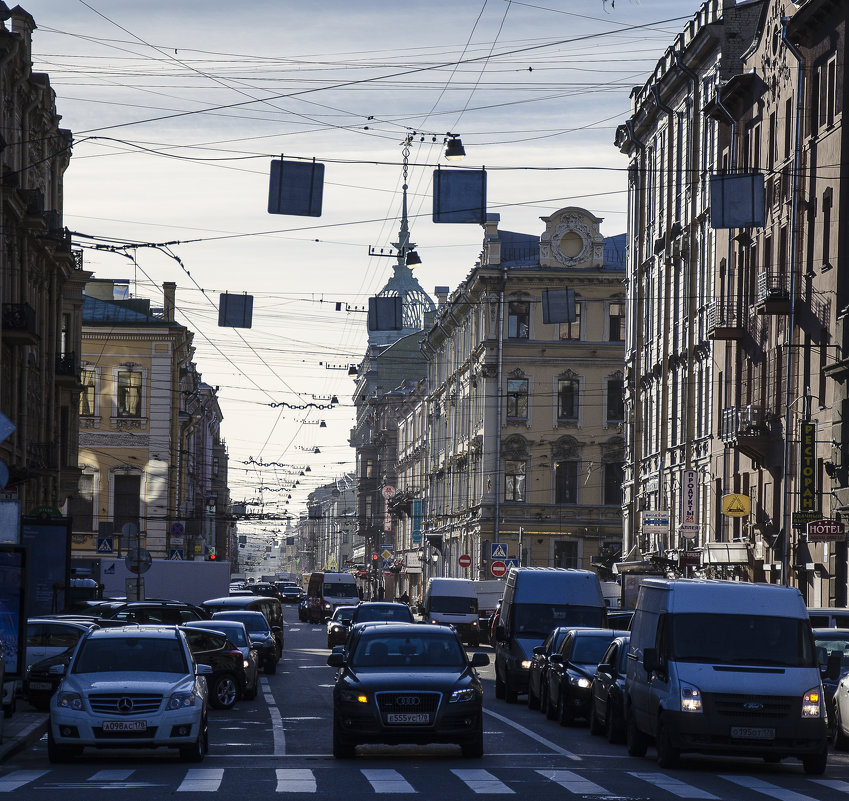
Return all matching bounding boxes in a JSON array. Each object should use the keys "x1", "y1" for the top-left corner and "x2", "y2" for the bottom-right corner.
[{"x1": 701, "y1": 542, "x2": 750, "y2": 565}]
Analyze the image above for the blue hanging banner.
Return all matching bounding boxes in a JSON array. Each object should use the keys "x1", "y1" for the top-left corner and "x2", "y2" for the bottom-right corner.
[
  {"x1": 268, "y1": 157, "x2": 324, "y2": 217},
  {"x1": 432, "y1": 167, "x2": 487, "y2": 224}
]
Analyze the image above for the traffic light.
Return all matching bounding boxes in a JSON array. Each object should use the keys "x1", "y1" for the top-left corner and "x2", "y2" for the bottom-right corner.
[
  {"x1": 207, "y1": 547, "x2": 216, "y2": 561},
  {"x1": 371, "y1": 553, "x2": 379, "y2": 569}
]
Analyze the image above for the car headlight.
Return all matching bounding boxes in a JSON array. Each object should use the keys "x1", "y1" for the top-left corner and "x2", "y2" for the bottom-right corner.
[
  {"x1": 802, "y1": 686, "x2": 823, "y2": 718},
  {"x1": 340, "y1": 689, "x2": 368, "y2": 704},
  {"x1": 243, "y1": 659, "x2": 249, "y2": 669},
  {"x1": 57, "y1": 692, "x2": 84, "y2": 711},
  {"x1": 167, "y1": 691, "x2": 196, "y2": 710},
  {"x1": 680, "y1": 682, "x2": 702, "y2": 713},
  {"x1": 449, "y1": 688, "x2": 476, "y2": 703},
  {"x1": 520, "y1": 660, "x2": 532, "y2": 670},
  {"x1": 569, "y1": 675, "x2": 592, "y2": 689}
]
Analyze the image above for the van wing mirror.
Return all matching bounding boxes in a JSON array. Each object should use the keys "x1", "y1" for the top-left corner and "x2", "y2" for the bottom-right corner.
[
  {"x1": 470, "y1": 652, "x2": 489, "y2": 668},
  {"x1": 532, "y1": 645, "x2": 545, "y2": 655},
  {"x1": 495, "y1": 625, "x2": 506, "y2": 642},
  {"x1": 642, "y1": 647, "x2": 658, "y2": 674},
  {"x1": 826, "y1": 651, "x2": 842, "y2": 681}
]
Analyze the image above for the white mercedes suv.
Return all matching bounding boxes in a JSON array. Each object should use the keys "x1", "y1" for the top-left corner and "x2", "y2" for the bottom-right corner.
[{"x1": 48, "y1": 625, "x2": 210, "y2": 762}]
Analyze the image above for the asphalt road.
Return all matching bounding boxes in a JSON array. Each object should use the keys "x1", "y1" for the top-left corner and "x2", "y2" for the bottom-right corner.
[{"x1": 2, "y1": 604, "x2": 849, "y2": 799}]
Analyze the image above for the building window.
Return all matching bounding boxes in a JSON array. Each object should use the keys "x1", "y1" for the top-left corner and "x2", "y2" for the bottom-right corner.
[
  {"x1": 113, "y1": 474, "x2": 141, "y2": 533},
  {"x1": 606, "y1": 379, "x2": 624, "y2": 422},
  {"x1": 80, "y1": 369, "x2": 96, "y2": 416},
  {"x1": 507, "y1": 301, "x2": 529, "y2": 339},
  {"x1": 558, "y1": 303, "x2": 581, "y2": 340},
  {"x1": 603, "y1": 463, "x2": 624, "y2": 505},
  {"x1": 363, "y1": 457, "x2": 374, "y2": 479},
  {"x1": 555, "y1": 461, "x2": 578, "y2": 504},
  {"x1": 554, "y1": 540, "x2": 578, "y2": 569},
  {"x1": 117, "y1": 371, "x2": 142, "y2": 417},
  {"x1": 504, "y1": 460, "x2": 526, "y2": 502},
  {"x1": 608, "y1": 302, "x2": 624, "y2": 342},
  {"x1": 558, "y1": 378, "x2": 579, "y2": 420},
  {"x1": 506, "y1": 379, "x2": 528, "y2": 419},
  {"x1": 71, "y1": 474, "x2": 95, "y2": 531}
]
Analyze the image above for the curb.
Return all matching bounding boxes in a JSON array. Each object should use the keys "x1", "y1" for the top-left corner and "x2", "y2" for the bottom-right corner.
[{"x1": 0, "y1": 716, "x2": 49, "y2": 763}]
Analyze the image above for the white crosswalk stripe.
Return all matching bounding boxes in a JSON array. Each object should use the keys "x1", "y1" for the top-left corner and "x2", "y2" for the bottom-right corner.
[
  {"x1": 276, "y1": 768, "x2": 317, "y2": 793},
  {"x1": 88, "y1": 769, "x2": 134, "y2": 781},
  {"x1": 0, "y1": 771, "x2": 49, "y2": 792},
  {"x1": 451, "y1": 769, "x2": 514, "y2": 794},
  {"x1": 176, "y1": 768, "x2": 224, "y2": 792},
  {"x1": 812, "y1": 779, "x2": 849, "y2": 793},
  {"x1": 362, "y1": 769, "x2": 417, "y2": 793},
  {"x1": 721, "y1": 775, "x2": 820, "y2": 801},
  {"x1": 536, "y1": 769, "x2": 608, "y2": 794},
  {"x1": 629, "y1": 771, "x2": 720, "y2": 799}
]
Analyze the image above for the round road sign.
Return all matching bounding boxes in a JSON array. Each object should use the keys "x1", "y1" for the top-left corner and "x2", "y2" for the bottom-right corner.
[
  {"x1": 125, "y1": 548, "x2": 152, "y2": 574},
  {"x1": 458, "y1": 554, "x2": 472, "y2": 568},
  {"x1": 490, "y1": 560, "x2": 507, "y2": 577}
]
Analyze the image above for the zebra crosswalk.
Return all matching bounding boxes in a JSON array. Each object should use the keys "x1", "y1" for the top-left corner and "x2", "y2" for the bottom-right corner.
[{"x1": 2, "y1": 765, "x2": 849, "y2": 798}]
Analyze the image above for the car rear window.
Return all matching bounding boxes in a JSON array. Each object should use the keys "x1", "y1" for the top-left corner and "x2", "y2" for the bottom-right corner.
[
  {"x1": 214, "y1": 612, "x2": 269, "y2": 633},
  {"x1": 73, "y1": 637, "x2": 187, "y2": 674},
  {"x1": 195, "y1": 625, "x2": 247, "y2": 647},
  {"x1": 355, "y1": 606, "x2": 412, "y2": 623}
]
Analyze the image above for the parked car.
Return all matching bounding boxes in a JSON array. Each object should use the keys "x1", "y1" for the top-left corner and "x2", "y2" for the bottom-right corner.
[
  {"x1": 96, "y1": 600, "x2": 208, "y2": 625},
  {"x1": 48, "y1": 625, "x2": 210, "y2": 762},
  {"x1": 588, "y1": 634, "x2": 630, "y2": 743},
  {"x1": 526, "y1": 626, "x2": 573, "y2": 712},
  {"x1": 350, "y1": 602, "x2": 414, "y2": 626},
  {"x1": 813, "y1": 628, "x2": 849, "y2": 735},
  {"x1": 25, "y1": 619, "x2": 96, "y2": 674},
  {"x1": 183, "y1": 620, "x2": 259, "y2": 701},
  {"x1": 25, "y1": 647, "x2": 76, "y2": 711},
  {"x1": 327, "y1": 622, "x2": 489, "y2": 758},
  {"x1": 546, "y1": 628, "x2": 624, "y2": 725},
  {"x1": 327, "y1": 606, "x2": 357, "y2": 649},
  {"x1": 211, "y1": 610, "x2": 279, "y2": 674},
  {"x1": 179, "y1": 627, "x2": 247, "y2": 710}
]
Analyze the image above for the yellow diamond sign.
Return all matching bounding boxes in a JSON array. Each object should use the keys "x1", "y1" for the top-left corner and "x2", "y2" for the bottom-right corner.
[{"x1": 721, "y1": 493, "x2": 751, "y2": 517}]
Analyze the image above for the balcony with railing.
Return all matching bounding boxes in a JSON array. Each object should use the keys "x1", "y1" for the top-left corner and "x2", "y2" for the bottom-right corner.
[
  {"x1": 720, "y1": 404, "x2": 771, "y2": 462},
  {"x1": 755, "y1": 271, "x2": 791, "y2": 315},
  {"x1": 55, "y1": 351, "x2": 78, "y2": 384},
  {"x1": 706, "y1": 302, "x2": 745, "y2": 340},
  {"x1": 2, "y1": 302, "x2": 38, "y2": 344}
]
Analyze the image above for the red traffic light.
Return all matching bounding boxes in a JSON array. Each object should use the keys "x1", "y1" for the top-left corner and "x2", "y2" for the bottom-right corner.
[
  {"x1": 371, "y1": 553, "x2": 378, "y2": 562},
  {"x1": 209, "y1": 553, "x2": 216, "y2": 560}
]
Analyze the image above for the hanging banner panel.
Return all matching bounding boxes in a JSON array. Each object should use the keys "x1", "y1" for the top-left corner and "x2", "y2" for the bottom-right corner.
[
  {"x1": 268, "y1": 158, "x2": 324, "y2": 217},
  {"x1": 432, "y1": 167, "x2": 487, "y2": 224}
]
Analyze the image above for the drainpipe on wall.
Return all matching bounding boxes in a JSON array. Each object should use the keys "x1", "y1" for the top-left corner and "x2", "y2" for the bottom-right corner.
[{"x1": 780, "y1": 19, "x2": 805, "y2": 588}]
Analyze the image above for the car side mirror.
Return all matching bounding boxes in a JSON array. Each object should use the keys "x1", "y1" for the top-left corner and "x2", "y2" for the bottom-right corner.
[
  {"x1": 196, "y1": 663, "x2": 213, "y2": 676},
  {"x1": 826, "y1": 651, "x2": 842, "y2": 681},
  {"x1": 272, "y1": 626, "x2": 282, "y2": 633},
  {"x1": 549, "y1": 653, "x2": 564, "y2": 664},
  {"x1": 495, "y1": 625, "x2": 506, "y2": 642},
  {"x1": 532, "y1": 645, "x2": 545, "y2": 656},
  {"x1": 470, "y1": 652, "x2": 489, "y2": 668},
  {"x1": 327, "y1": 652, "x2": 345, "y2": 668},
  {"x1": 596, "y1": 662, "x2": 612, "y2": 674},
  {"x1": 48, "y1": 664, "x2": 66, "y2": 676},
  {"x1": 340, "y1": 618, "x2": 352, "y2": 626},
  {"x1": 642, "y1": 647, "x2": 658, "y2": 674}
]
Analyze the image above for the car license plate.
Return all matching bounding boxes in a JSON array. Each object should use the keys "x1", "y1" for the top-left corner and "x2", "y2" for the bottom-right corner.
[
  {"x1": 730, "y1": 726, "x2": 775, "y2": 740},
  {"x1": 28, "y1": 681, "x2": 53, "y2": 690},
  {"x1": 102, "y1": 720, "x2": 147, "y2": 732},
  {"x1": 387, "y1": 713, "x2": 430, "y2": 724}
]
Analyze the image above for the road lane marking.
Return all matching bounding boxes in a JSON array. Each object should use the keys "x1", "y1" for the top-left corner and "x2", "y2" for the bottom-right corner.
[
  {"x1": 362, "y1": 769, "x2": 416, "y2": 793},
  {"x1": 270, "y1": 702, "x2": 286, "y2": 755},
  {"x1": 483, "y1": 707, "x2": 581, "y2": 759},
  {"x1": 0, "y1": 771, "x2": 48, "y2": 792},
  {"x1": 629, "y1": 772, "x2": 719, "y2": 799},
  {"x1": 88, "y1": 770, "x2": 134, "y2": 781},
  {"x1": 451, "y1": 769, "x2": 514, "y2": 794},
  {"x1": 177, "y1": 768, "x2": 224, "y2": 792},
  {"x1": 720, "y1": 775, "x2": 817, "y2": 801},
  {"x1": 276, "y1": 768, "x2": 316, "y2": 793},
  {"x1": 813, "y1": 779, "x2": 849, "y2": 792},
  {"x1": 536, "y1": 770, "x2": 607, "y2": 794}
]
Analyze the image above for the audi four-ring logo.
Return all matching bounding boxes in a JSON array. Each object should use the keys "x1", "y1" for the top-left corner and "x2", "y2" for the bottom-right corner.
[
  {"x1": 395, "y1": 696, "x2": 421, "y2": 706},
  {"x1": 117, "y1": 697, "x2": 134, "y2": 712}
]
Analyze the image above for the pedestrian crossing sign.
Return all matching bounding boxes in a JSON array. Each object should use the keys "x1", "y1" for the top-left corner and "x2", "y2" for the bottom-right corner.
[
  {"x1": 169, "y1": 549, "x2": 184, "y2": 560},
  {"x1": 491, "y1": 542, "x2": 508, "y2": 559},
  {"x1": 97, "y1": 537, "x2": 113, "y2": 553}
]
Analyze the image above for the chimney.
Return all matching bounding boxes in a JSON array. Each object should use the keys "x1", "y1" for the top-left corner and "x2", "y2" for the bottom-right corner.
[
  {"x1": 10, "y1": 6, "x2": 34, "y2": 66},
  {"x1": 163, "y1": 282, "x2": 176, "y2": 322},
  {"x1": 434, "y1": 286, "x2": 450, "y2": 308}
]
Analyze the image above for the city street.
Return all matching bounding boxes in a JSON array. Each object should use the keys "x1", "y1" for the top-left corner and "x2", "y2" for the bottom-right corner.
[{"x1": 1, "y1": 605, "x2": 848, "y2": 799}]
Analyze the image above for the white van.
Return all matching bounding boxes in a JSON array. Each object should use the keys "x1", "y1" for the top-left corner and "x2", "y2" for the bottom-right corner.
[
  {"x1": 626, "y1": 578, "x2": 830, "y2": 774},
  {"x1": 493, "y1": 567, "x2": 605, "y2": 703},
  {"x1": 424, "y1": 578, "x2": 480, "y2": 645},
  {"x1": 306, "y1": 572, "x2": 359, "y2": 623}
]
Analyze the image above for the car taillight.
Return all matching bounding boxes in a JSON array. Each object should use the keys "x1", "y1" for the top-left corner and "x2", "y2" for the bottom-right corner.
[{"x1": 227, "y1": 650, "x2": 242, "y2": 658}]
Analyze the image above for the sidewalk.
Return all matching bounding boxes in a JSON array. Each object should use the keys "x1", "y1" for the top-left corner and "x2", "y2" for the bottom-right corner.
[{"x1": 0, "y1": 707, "x2": 49, "y2": 762}]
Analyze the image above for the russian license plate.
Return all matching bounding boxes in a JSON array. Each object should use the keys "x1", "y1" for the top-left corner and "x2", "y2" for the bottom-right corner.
[
  {"x1": 387, "y1": 713, "x2": 430, "y2": 724},
  {"x1": 28, "y1": 681, "x2": 53, "y2": 690},
  {"x1": 102, "y1": 720, "x2": 147, "y2": 732},
  {"x1": 730, "y1": 726, "x2": 775, "y2": 740}
]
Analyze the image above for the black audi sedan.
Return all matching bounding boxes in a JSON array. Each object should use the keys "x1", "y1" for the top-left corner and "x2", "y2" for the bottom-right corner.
[{"x1": 327, "y1": 623, "x2": 488, "y2": 758}]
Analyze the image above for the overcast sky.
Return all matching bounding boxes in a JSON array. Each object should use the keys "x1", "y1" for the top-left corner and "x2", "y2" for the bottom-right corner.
[{"x1": 19, "y1": 0, "x2": 693, "y2": 530}]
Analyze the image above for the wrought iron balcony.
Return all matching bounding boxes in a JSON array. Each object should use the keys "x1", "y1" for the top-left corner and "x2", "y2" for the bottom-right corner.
[
  {"x1": 755, "y1": 271, "x2": 791, "y2": 314},
  {"x1": 1, "y1": 302, "x2": 38, "y2": 344},
  {"x1": 720, "y1": 405, "x2": 771, "y2": 462},
  {"x1": 55, "y1": 351, "x2": 78, "y2": 381},
  {"x1": 706, "y1": 302, "x2": 745, "y2": 341}
]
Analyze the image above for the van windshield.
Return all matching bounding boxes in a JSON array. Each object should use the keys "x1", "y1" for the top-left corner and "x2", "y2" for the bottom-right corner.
[
  {"x1": 322, "y1": 582, "x2": 357, "y2": 598},
  {"x1": 671, "y1": 614, "x2": 816, "y2": 667},
  {"x1": 513, "y1": 604, "x2": 603, "y2": 637},
  {"x1": 430, "y1": 596, "x2": 478, "y2": 614}
]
